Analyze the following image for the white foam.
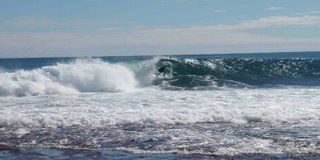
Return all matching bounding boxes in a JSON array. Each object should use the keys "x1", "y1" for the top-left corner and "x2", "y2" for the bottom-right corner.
[
  {"x1": 0, "y1": 69, "x2": 78, "y2": 96},
  {"x1": 183, "y1": 58, "x2": 200, "y2": 65},
  {"x1": 1, "y1": 87, "x2": 320, "y2": 128},
  {"x1": 0, "y1": 59, "x2": 139, "y2": 96}
]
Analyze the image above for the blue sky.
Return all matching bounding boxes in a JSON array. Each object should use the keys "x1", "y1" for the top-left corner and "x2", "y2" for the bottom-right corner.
[{"x1": 1, "y1": 0, "x2": 320, "y2": 57}]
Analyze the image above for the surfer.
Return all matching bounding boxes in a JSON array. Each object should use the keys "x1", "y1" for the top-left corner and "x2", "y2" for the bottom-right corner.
[{"x1": 157, "y1": 65, "x2": 168, "y2": 76}]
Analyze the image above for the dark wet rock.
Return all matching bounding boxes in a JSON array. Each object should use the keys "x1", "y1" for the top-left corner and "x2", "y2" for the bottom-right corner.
[{"x1": 0, "y1": 142, "x2": 14, "y2": 150}]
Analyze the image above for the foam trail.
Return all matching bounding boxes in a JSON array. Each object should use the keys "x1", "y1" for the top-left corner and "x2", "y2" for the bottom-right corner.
[
  {"x1": 0, "y1": 59, "x2": 138, "y2": 97},
  {"x1": 1, "y1": 88, "x2": 320, "y2": 128}
]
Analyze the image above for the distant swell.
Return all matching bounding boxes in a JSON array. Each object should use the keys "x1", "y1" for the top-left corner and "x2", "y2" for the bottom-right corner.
[{"x1": 0, "y1": 59, "x2": 139, "y2": 97}]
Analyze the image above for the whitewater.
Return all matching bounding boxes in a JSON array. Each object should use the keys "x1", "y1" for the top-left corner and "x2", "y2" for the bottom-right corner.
[{"x1": 1, "y1": 53, "x2": 320, "y2": 159}]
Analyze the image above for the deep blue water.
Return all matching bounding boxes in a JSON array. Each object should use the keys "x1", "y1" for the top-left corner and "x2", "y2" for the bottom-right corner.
[{"x1": 1, "y1": 51, "x2": 320, "y2": 70}]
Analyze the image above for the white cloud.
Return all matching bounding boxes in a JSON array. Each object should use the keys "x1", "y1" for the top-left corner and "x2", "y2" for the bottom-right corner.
[
  {"x1": 213, "y1": 9, "x2": 226, "y2": 13},
  {"x1": 0, "y1": 17, "x2": 123, "y2": 31},
  {"x1": 1, "y1": 15, "x2": 320, "y2": 57},
  {"x1": 266, "y1": 6, "x2": 284, "y2": 11},
  {"x1": 235, "y1": 15, "x2": 320, "y2": 29},
  {"x1": 295, "y1": 11, "x2": 320, "y2": 16}
]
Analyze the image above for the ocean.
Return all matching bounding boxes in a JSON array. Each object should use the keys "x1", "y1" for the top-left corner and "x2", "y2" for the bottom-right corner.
[{"x1": 1, "y1": 52, "x2": 320, "y2": 159}]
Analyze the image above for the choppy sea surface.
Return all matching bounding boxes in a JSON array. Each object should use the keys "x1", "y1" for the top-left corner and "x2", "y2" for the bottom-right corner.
[{"x1": 1, "y1": 52, "x2": 320, "y2": 159}]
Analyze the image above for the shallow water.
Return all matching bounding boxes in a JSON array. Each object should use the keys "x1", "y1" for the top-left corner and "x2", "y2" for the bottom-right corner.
[{"x1": 1, "y1": 88, "x2": 320, "y2": 159}]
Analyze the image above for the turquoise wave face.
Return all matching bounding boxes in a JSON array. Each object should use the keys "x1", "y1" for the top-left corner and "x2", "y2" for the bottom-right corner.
[{"x1": 154, "y1": 57, "x2": 320, "y2": 89}]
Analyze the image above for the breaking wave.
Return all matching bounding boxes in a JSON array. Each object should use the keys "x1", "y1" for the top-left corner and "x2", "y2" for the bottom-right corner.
[{"x1": 2, "y1": 56, "x2": 320, "y2": 96}]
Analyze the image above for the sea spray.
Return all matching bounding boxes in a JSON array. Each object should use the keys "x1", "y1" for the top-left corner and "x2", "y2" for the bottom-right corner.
[{"x1": 0, "y1": 59, "x2": 138, "y2": 96}]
